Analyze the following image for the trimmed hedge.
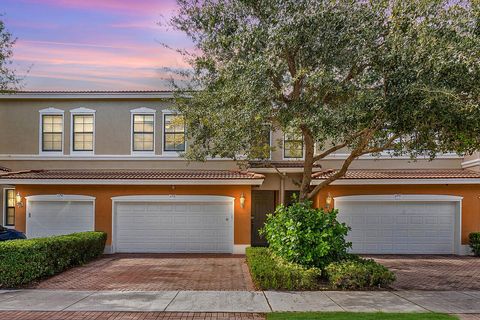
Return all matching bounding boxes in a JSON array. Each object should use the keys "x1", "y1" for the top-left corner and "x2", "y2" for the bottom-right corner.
[
  {"x1": 0, "y1": 231, "x2": 107, "y2": 288},
  {"x1": 325, "y1": 258, "x2": 396, "y2": 289},
  {"x1": 246, "y1": 247, "x2": 322, "y2": 290},
  {"x1": 470, "y1": 232, "x2": 480, "y2": 256}
]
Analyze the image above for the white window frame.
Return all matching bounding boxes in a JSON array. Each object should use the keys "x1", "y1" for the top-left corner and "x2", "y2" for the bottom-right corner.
[
  {"x1": 2, "y1": 187, "x2": 15, "y2": 228},
  {"x1": 39, "y1": 107, "x2": 65, "y2": 156},
  {"x1": 130, "y1": 107, "x2": 156, "y2": 155},
  {"x1": 70, "y1": 107, "x2": 96, "y2": 155},
  {"x1": 282, "y1": 130, "x2": 305, "y2": 160},
  {"x1": 161, "y1": 110, "x2": 187, "y2": 157}
]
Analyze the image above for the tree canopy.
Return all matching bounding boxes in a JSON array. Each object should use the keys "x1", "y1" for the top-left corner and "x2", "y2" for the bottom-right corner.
[
  {"x1": 171, "y1": 0, "x2": 480, "y2": 200},
  {"x1": 0, "y1": 18, "x2": 19, "y2": 93}
]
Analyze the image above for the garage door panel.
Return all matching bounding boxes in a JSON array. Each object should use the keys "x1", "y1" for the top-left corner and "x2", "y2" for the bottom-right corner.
[
  {"x1": 115, "y1": 200, "x2": 233, "y2": 253},
  {"x1": 27, "y1": 200, "x2": 94, "y2": 238},
  {"x1": 337, "y1": 199, "x2": 456, "y2": 254}
]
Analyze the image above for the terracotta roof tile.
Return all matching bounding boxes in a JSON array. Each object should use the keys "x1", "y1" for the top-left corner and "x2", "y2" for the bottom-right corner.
[
  {"x1": 312, "y1": 169, "x2": 480, "y2": 180},
  {"x1": 0, "y1": 166, "x2": 10, "y2": 173},
  {"x1": 0, "y1": 169, "x2": 264, "y2": 180}
]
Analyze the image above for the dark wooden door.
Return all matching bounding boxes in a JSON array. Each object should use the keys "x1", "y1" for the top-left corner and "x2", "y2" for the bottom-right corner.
[{"x1": 251, "y1": 190, "x2": 276, "y2": 247}]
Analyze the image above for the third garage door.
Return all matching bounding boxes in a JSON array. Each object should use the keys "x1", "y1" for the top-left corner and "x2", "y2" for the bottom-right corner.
[
  {"x1": 335, "y1": 195, "x2": 460, "y2": 254},
  {"x1": 113, "y1": 196, "x2": 234, "y2": 253}
]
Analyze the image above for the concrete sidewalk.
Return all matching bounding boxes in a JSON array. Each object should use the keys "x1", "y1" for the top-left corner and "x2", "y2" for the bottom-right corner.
[{"x1": 1, "y1": 289, "x2": 480, "y2": 314}]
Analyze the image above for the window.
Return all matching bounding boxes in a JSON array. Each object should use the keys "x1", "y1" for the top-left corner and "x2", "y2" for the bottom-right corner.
[
  {"x1": 284, "y1": 130, "x2": 304, "y2": 159},
  {"x1": 163, "y1": 114, "x2": 186, "y2": 152},
  {"x1": 4, "y1": 189, "x2": 15, "y2": 226},
  {"x1": 132, "y1": 114, "x2": 155, "y2": 152},
  {"x1": 42, "y1": 115, "x2": 63, "y2": 152},
  {"x1": 72, "y1": 114, "x2": 94, "y2": 152}
]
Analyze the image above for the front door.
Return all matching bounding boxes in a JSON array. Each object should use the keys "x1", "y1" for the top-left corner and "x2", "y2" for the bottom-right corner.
[{"x1": 251, "y1": 190, "x2": 276, "y2": 247}]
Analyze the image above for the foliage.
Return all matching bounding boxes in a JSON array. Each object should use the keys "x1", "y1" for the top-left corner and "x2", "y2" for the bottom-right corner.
[
  {"x1": 325, "y1": 258, "x2": 396, "y2": 290},
  {"x1": 267, "y1": 312, "x2": 457, "y2": 320},
  {"x1": 0, "y1": 18, "x2": 19, "y2": 93},
  {"x1": 469, "y1": 232, "x2": 480, "y2": 256},
  {"x1": 171, "y1": 0, "x2": 480, "y2": 200},
  {"x1": 261, "y1": 201, "x2": 351, "y2": 269},
  {"x1": 0, "y1": 232, "x2": 107, "y2": 288},
  {"x1": 246, "y1": 247, "x2": 322, "y2": 290}
]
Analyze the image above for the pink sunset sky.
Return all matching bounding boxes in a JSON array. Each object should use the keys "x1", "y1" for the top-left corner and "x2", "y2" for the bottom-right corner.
[{"x1": 2, "y1": 0, "x2": 192, "y2": 90}]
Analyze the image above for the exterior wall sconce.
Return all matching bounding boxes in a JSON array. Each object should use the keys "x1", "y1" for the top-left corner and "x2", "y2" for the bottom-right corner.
[
  {"x1": 239, "y1": 193, "x2": 246, "y2": 208},
  {"x1": 16, "y1": 192, "x2": 24, "y2": 207},
  {"x1": 325, "y1": 192, "x2": 333, "y2": 209}
]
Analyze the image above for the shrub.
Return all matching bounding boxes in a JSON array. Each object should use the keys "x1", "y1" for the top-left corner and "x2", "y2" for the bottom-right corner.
[
  {"x1": 246, "y1": 247, "x2": 322, "y2": 290},
  {"x1": 0, "y1": 231, "x2": 107, "y2": 288},
  {"x1": 261, "y1": 200, "x2": 351, "y2": 269},
  {"x1": 325, "y1": 258, "x2": 396, "y2": 289},
  {"x1": 470, "y1": 232, "x2": 480, "y2": 256}
]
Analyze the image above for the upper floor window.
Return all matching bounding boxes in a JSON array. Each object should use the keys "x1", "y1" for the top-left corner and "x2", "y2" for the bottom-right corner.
[
  {"x1": 283, "y1": 130, "x2": 304, "y2": 159},
  {"x1": 163, "y1": 114, "x2": 186, "y2": 152},
  {"x1": 41, "y1": 114, "x2": 63, "y2": 152},
  {"x1": 4, "y1": 189, "x2": 15, "y2": 227},
  {"x1": 72, "y1": 115, "x2": 94, "y2": 152},
  {"x1": 132, "y1": 114, "x2": 155, "y2": 152}
]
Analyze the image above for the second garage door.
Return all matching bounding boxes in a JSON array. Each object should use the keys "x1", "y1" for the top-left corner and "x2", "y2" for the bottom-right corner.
[
  {"x1": 113, "y1": 196, "x2": 234, "y2": 253},
  {"x1": 335, "y1": 195, "x2": 461, "y2": 254}
]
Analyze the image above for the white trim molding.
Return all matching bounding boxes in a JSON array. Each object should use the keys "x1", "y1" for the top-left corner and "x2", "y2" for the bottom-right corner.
[
  {"x1": 2, "y1": 179, "x2": 265, "y2": 186},
  {"x1": 324, "y1": 152, "x2": 463, "y2": 160},
  {"x1": 462, "y1": 158, "x2": 480, "y2": 169},
  {"x1": 311, "y1": 178, "x2": 480, "y2": 185},
  {"x1": 130, "y1": 109, "x2": 156, "y2": 155},
  {"x1": 70, "y1": 109, "x2": 96, "y2": 155},
  {"x1": 334, "y1": 194, "x2": 464, "y2": 255},
  {"x1": 0, "y1": 154, "x2": 233, "y2": 161},
  {"x1": 39, "y1": 108, "x2": 65, "y2": 156},
  {"x1": 25, "y1": 194, "x2": 96, "y2": 201},
  {"x1": 161, "y1": 109, "x2": 186, "y2": 157},
  {"x1": 110, "y1": 195, "x2": 235, "y2": 254}
]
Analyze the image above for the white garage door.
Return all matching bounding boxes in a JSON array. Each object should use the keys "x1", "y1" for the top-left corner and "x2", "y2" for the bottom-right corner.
[
  {"x1": 26, "y1": 195, "x2": 95, "y2": 238},
  {"x1": 335, "y1": 195, "x2": 460, "y2": 254},
  {"x1": 113, "y1": 196, "x2": 234, "y2": 253}
]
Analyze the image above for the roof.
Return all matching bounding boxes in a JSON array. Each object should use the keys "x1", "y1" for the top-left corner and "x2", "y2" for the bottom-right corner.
[
  {"x1": 0, "y1": 90, "x2": 177, "y2": 100},
  {"x1": 0, "y1": 166, "x2": 10, "y2": 173},
  {"x1": 0, "y1": 169, "x2": 264, "y2": 185},
  {"x1": 312, "y1": 169, "x2": 480, "y2": 180}
]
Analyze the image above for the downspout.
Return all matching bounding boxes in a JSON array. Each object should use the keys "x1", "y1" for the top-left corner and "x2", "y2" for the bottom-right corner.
[{"x1": 279, "y1": 172, "x2": 286, "y2": 204}]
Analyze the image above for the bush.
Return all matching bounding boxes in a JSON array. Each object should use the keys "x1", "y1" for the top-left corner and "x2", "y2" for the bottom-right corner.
[
  {"x1": 246, "y1": 247, "x2": 322, "y2": 290},
  {"x1": 470, "y1": 232, "x2": 480, "y2": 256},
  {"x1": 261, "y1": 200, "x2": 351, "y2": 269},
  {"x1": 0, "y1": 231, "x2": 107, "y2": 288},
  {"x1": 325, "y1": 258, "x2": 396, "y2": 289}
]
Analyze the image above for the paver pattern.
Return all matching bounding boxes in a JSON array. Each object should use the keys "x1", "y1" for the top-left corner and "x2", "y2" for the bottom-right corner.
[
  {"x1": 367, "y1": 255, "x2": 480, "y2": 290},
  {"x1": 0, "y1": 312, "x2": 265, "y2": 320},
  {"x1": 32, "y1": 254, "x2": 254, "y2": 291}
]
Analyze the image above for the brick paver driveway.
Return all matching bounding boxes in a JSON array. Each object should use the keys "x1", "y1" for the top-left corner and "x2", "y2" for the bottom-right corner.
[
  {"x1": 32, "y1": 254, "x2": 254, "y2": 291},
  {"x1": 369, "y1": 255, "x2": 480, "y2": 290}
]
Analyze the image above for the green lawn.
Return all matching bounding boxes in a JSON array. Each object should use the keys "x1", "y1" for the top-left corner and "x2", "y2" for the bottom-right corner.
[{"x1": 267, "y1": 312, "x2": 458, "y2": 320}]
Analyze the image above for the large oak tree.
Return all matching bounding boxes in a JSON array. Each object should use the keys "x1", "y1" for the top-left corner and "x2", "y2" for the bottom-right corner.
[
  {"x1": 171, "y1": 0, "x2": 480, "y2": 200},
  {"x1": 0, "y1": 18, "x2": 18, "y2": 93}
]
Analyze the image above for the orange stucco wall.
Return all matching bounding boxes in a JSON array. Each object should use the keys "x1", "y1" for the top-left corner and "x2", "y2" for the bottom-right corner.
[
  {"x1": 14, "y1": 185, "x2": 252, "y2": 245},
  {"x1": 314, "y1": 184, "x2": 480, "y2": 244}
]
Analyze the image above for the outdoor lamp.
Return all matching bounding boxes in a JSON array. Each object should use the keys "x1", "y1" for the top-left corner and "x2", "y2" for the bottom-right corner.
[
  {"x1": 16, "y1": 192, "x2": 23, "y2": 207},
  {"x1": 239, "y1": 193, "x2": 246, "y2": 208},
  {"x1": 325, "y1": 192, "x2": 333, "y2": 209}
]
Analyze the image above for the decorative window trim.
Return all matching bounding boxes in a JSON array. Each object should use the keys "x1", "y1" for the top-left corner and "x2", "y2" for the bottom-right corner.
[
  {"x1": 39, "y1": 108, "x2": 64, "y2": 155},
  {"x1": 282, "y1": 130, "x2": 305, "y2": 160},
  {"x1": 2, "y1": 188, "x2": 15, "y2": 228},
  {"x1": 130, "y1": 109, "x2": 156, "y2": 155},
  {"x1": 70, "y1": 109, "x2": 96, "y2": 155},
  {"x1": 161, "y1": 110, "x2": 186, "y2": 157}
]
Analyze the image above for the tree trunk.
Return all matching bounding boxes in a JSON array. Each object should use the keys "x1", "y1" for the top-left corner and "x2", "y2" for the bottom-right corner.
[{"x1": 299, "y1": 128, "x2": 315, "y2": 201}]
